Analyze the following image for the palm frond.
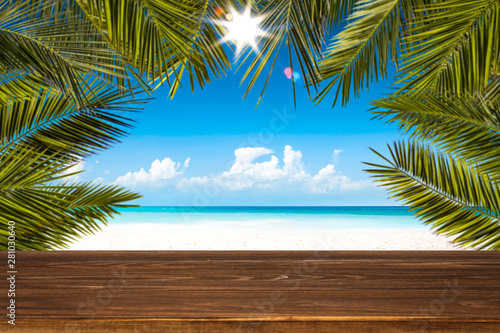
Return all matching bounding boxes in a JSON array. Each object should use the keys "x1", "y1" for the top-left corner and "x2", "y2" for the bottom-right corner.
[
  {"x1": 325, "y1": 0, "x2": 356, "y2": 29},
  {"x1": 0, "y1": 174, "x2": 141, "y2": 250},
  {"x1": 0, "y1": 142, "x2": 141, "y2": 250},
  {"x1": 483, "y1": 76, "x2": 500, "y2": 105},
  {"x1": 0, "y1": 79, "x2": 146, "y2": 159},
  {"x1": 161, "y1": 0, "x2": 232, "y2": 97},
  {"x1": 365, "y1": 141, "x2": 500, "y2": 250},
  {"x1": 397, "y1": 0, "x2": 500, "y2": 96},
  {"x1": 0, "y1": 0, "x2": 129, "y2": 106},
  {"x1": 0, "y1": 0, "x2": 151, "y2": 251},
  {"x1": 372, "y1": 92, "x2": 500, "y2": 178},
  {"x1": 75, "y1": 0, "x2": 210, "y2": 93},
  {"x1": 314, "y1": 0, "x2": 402, "y2": 107},
  {"x1": 0, "y1": 74, "x2": 54, "y2": 105}
]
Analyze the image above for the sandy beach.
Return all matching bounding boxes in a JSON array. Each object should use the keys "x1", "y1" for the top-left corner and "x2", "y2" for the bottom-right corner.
[{"x1": 68, "y1": 223, "x2": 461, "y2": 250}]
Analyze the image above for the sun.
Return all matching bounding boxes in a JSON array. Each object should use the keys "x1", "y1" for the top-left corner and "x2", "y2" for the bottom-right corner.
[{"x1": 216, "y1": 6, "x2": 266, "y2": 55}]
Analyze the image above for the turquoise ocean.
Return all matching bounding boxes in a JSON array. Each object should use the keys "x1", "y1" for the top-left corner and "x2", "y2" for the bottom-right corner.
[{"x1": 113, "y1": 206, "x2": 426, "y2": 230}]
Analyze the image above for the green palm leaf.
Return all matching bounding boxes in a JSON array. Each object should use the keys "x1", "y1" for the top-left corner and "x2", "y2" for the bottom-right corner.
[
  {"x1": 365, "y1": 141, "x2": 500, "y2": 250},
  {"x1": 0, "y1": 84, "x2": 144, "y2": 249},
  {"x1": 483, "y1": 76, "x2": 500, "y2": 105},
  {"x1": 0, "y1": 74, "x2": 55, "y2": 106},
  {"x1": 75, "y1": 0, "x2": 209, "y2": 92},
  {"x1": 372, "y1": 92, "x2": 500, "y2": 178},
  {"x1": 0, "y1": 0, "x2": 129, "y2": 106},
  {"x1": 0, "y1": 145, "x2": 141, "y2": 250},
  {"x1": 314, "y1": 0, "x2": 402, "y2": 106},
  {"x1": 0, "y1": 79, "x2": 146, "y2": 250},
  {"x1": 161, "y1": 0, "x2": 232, "y2": 97},
  {"x1": 0, "y1": 79, "x2": 146, "y2": 159},
  {"x1": 397, "y1": 0, "x2": 500, "y2": 96}
]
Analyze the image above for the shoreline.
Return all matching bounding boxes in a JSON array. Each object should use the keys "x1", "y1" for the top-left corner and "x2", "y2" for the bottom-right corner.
[{"x1": 67, "y1": 223, "x2": 461, "y2": 251}]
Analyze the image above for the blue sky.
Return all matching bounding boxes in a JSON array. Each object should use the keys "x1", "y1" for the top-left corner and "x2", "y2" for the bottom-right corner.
[{"x1": 76, "y1": 47, "x2": 406, "y2": 206}]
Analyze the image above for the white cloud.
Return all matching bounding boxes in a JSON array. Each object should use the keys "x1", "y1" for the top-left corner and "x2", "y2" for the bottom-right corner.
[
  {"x1": 114, "y1": 157, "x2": 190, "y2": 186},
  {"x1": 177, "y1": 146, "x2": 370, "y2": 193},
  {"x1": 61, "y1": 160, "x2": 102, "y2": 183},
  {"x1": 218, "y1": 147, "x2": 283, "y2": 189},
  {"x1": 115, "y1": 146, "x2": 371, "y2": 193},
  {"x1": 283, "y1": 145, "x2": 308, "y2": 181},
  {"x1": 62, "y1": 160, "x2": 85, "y2": 182},
  {"x1": 309, "y1": 164, "x2": 370, "y2": 193},
  {"x1": 92, "y1": 177, "x2": 104, "y2": 184},
  {"x1": 332, "y1": 149, "x2": 343, "y2": 161},
  {"x1": 178, "y1": 146, "x2": 309, "y2": 191}
]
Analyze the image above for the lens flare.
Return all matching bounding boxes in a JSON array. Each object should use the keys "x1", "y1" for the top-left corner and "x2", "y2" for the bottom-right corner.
[
  {"x1": 214, "y1": 6, "x2": 267, "y2": 56},
  {"x1": 214, "y1": 6, "x2": 224, "y2": 16}
]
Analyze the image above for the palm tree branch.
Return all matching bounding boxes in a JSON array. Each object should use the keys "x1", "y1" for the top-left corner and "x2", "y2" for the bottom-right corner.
[
  {"x1": 0, "y1": 80, "x2": 146, "y2": 159},
  {"x1": 0, "y1": 181, "x2": 141, "y2": 250},
  {"x1": 397, "y1": 0, "x2": 500, "y2": 96},
  {"x1": 364, "y1": 141, "x2": 500, "y2": 250},
  {"x1": 74, "y1": 0, "x2": 205, "y2": 89},
  {"x1": 0, "y1": 0, "x2": 131, "y2": 102},
  {"x1": 372, "y1": 92, "x2": 500, "y2": 177},
  {"x1": 163, "y1": 0, "x2": 232, "y2": 98},
  {"x1": 314, "y1": 0, "x2": 402, "y2": 107}
]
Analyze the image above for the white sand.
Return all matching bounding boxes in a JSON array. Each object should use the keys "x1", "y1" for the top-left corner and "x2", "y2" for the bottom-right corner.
[{"x1": 67, "y1": 223, "x2": 461, "y2": 250}]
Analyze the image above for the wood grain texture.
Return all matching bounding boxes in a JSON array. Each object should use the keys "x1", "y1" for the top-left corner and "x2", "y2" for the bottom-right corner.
[{"x1": 1, "y1": 251, "x2": 500, "y2": 332}]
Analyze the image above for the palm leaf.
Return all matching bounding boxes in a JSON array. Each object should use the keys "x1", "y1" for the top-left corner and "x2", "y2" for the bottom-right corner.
[
  {"x1": 75, "y1": 0, "x2": 210, "y2": 92},
  {"x1": 397, "y1": 0, "x2": 500, "y2": 96},
  {"x1": 483, "y1": 76, "x2": 500, "y2": 105},
  {"x1": 161, "y1": 0, "x2": 232, "y2": 97},
  {"x1": 0, "y1": 0, "x2": 152, "y2": 251},
  {"x1": 0, "y1": 141, "x2": 141, "y2": 250},
  {"x1": 0, "y1": 0, "x2": 129, "y2": 106},
  {"x1": 0, "y1": 74, "x2": 56, "y2": 105},
  {"x1": 372, "y1": 92, "x2": 500, "y2": 178},
  {"x1": 365, "y1": 141, "x2": 500, "y2": 250},
  {"x1": 314, "y1": 0, "x2": 403, "y2": 107},
  {"x1": 0, "y1": 148, "x2": 138, "y2": 249},
  {"x1": 0, "y1": 79, "x2": 147, "y2": 159},
  {"x1": 0, "y1": 80, "x2": 146, "y2": 250}
]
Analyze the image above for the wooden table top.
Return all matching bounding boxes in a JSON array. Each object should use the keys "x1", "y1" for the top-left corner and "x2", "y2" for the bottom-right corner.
[{"x1": 2, "y1": 251, "x2": 500, "y2": 332}]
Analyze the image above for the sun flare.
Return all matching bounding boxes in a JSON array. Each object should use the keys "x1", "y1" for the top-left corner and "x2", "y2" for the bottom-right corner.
[{"x1": 216, "y1": 6, "x2": 266, "y2": 55}]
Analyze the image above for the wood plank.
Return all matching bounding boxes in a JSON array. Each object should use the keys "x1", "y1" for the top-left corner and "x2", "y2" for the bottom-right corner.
[{"x1": 1, "y1": 251, "x2": 499, "y2": 332}]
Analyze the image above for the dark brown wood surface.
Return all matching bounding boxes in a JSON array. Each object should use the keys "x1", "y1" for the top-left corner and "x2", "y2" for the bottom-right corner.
[{"x1": 1, "y1": 251, "x2": 500, "y2": 332}]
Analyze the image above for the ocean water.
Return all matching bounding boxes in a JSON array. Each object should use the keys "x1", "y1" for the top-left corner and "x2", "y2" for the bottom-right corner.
[{"x1": 112, "y1": 206, "x2": 426, "y2": 230}]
